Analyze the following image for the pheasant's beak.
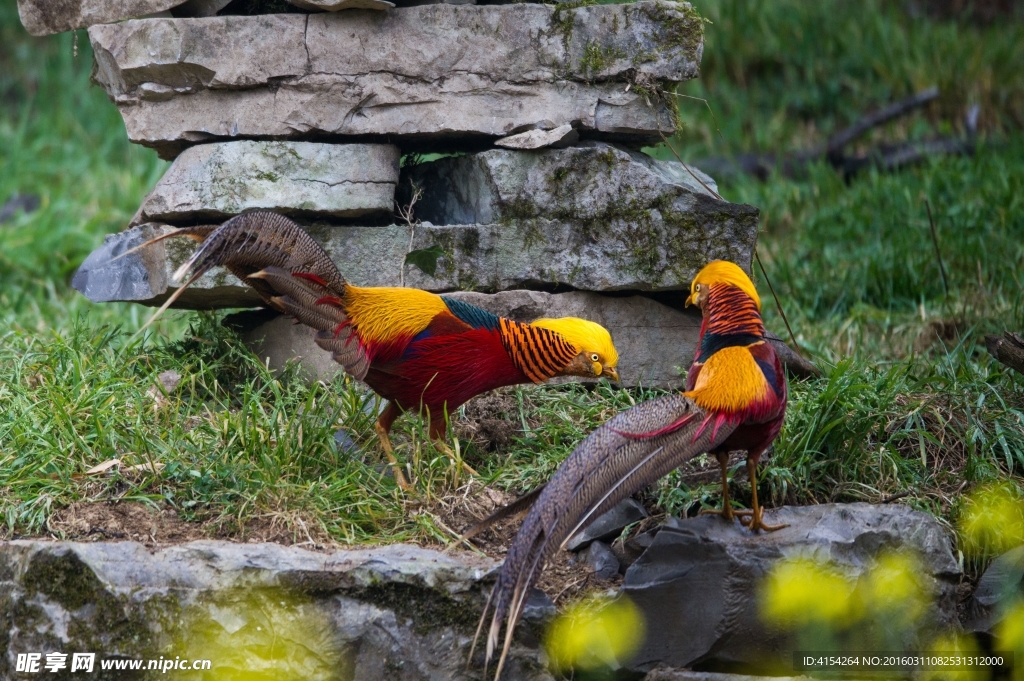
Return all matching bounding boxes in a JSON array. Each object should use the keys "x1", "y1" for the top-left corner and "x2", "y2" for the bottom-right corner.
[
  {"x1": 602, "y1": 366, "x2": 620, "y2": 383},
  {"x1": 685, "y1": 292, "x2": 695, "y2": 308}
]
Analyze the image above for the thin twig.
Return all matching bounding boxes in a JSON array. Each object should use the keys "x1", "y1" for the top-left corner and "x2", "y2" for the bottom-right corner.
[
  {"x1": 659, "y1": 131, "x2": 803, "y2": 359},
  {"x1": 396, "y1": 182, "x2": 424, "y2": 287},
  {"x1": 923, "y1": 199, "x2": 950, "y2": 300},
  {"x1": 755, "y1": 251, "x2": 802, "y2": 358},
  {"x1": 658, "y1": 130, "x2": 723, "y2": 200},
  {"x1": 674, "y1": 93, "x2": 729, "y2": 149}
]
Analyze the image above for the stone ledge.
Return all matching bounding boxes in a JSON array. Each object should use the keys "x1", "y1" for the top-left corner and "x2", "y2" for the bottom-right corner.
[
  {"x1": 73, "y1": 145, "x2": 757, "y2": 307},
  {"x1": 0, "y1": 540, "x2": 554, "y2": 680},
  {"x1": 87, "y1": 3, "x2": 702, "y2": 157},
  {"x1": 404, "y1": 143, "x2": 754, "y2": 292},
  {"x1": 622, "y1": 504, "x2": 961, "y2": 674},
  {"x1": 17, "y1": 0, "x2": 183, "y2": 36}
]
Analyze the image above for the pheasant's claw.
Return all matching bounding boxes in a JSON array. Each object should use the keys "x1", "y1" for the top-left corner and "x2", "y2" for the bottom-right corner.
[{"x1": 735, "y1": 507, "x2": 787, "y2": 533}]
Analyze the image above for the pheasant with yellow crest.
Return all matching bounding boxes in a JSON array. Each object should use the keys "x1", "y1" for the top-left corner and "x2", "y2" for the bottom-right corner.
[
  {"x1": 128, "y1": 211, "x2": 620, "y2": 488},
  {"x1": 473, "y1": 259, "x2": 787, "y2": 679}
]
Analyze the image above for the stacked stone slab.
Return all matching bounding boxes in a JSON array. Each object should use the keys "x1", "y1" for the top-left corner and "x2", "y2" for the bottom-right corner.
[{"x1": 54, "y1": 0, "x2": 762, "y2": 388}]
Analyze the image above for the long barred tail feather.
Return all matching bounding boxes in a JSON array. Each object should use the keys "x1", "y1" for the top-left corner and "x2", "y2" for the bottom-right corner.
[
  {"x1": 129, "y1": 211, "x2": 370, "y2": 379},
  {"x1": 172, "y1": 211, "x2": 347, "y2": 298},
  {"x1": 475, "y1": 394, "x2": 738, "y2": 679}
]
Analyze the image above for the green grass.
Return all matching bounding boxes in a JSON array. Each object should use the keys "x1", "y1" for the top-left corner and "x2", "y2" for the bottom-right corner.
[
  {"x1": 672, "y1": 0, "x2": 1024, "y2": 157},
  {"x1": 0, "y1": 1, "x2": 1022, "y2": 558}
]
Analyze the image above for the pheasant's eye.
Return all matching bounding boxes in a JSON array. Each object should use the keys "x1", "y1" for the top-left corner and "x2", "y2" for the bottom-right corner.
[
  {"x1": 590, "y1": 353, "x2": 600, "y2": 362},
  {"x1": 695, "y1": 284, "x2": 701, "y2": 291}
]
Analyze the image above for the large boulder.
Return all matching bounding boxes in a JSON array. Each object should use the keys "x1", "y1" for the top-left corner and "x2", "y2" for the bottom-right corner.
[
  {"x1": 134, "y1": 141, "x2": 401, "y2": 223},
  {"x1": 0, "y1": 540, "x2": 552, "y2": 680},
  {"x1": 86, "y1": 3, "x2": 703, "y2": 158},
  {"x1": 230, "y1": 289, "x2": 702, "y2": 389},
  {"x1": 621, "y1": 504, "x2": 961, "y2": 674}
]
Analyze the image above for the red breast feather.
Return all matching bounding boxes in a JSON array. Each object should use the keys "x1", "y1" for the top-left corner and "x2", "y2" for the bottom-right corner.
[{"x1": 363, "y1": 324, "x2": 527, "y2": 415}]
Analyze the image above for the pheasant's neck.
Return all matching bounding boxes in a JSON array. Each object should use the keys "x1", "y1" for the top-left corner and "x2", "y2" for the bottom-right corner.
[
  {"x1": 697, "y1": 284, "x2": 765, "y2": 361},
  {"x1": 498, "y1": 318, "x2": 578, "y2": 384},
  {"x1": 705, "y1": 284, "x2": 765, "y2": 337}
]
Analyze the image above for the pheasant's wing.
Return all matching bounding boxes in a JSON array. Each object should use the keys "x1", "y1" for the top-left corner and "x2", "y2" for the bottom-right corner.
[
  {"x1": 477, "y1": 394, "x2": 738, "y2": 679},
  {"x1": 248, "y1": 266, "x2": 370, "y2": 381}
]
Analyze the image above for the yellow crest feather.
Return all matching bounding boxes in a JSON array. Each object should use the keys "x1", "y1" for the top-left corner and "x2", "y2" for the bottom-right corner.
[
  {"x1": 689, "y1": 260, "x2": 761, "y2": 311},
  {"x1": 530, "y1": 317, "x2": 619, "y2": 368}
]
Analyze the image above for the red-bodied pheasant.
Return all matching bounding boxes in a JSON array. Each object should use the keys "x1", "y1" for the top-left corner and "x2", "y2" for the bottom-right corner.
[
  {"x1": 474, "y1": 260, "x2": 788, "y2": 678},
  {"x1": 131, "y1": 211, "x2": 620, "y2": 488}
]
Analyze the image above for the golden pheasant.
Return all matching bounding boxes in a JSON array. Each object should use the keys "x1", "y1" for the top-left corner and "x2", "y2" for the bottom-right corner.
[
  {"x1": 474, "y1": 260, "x2": 787, "y2": 678},
  {"x1": 131, "y1": 211, "x2": 620, "y2": 488}
]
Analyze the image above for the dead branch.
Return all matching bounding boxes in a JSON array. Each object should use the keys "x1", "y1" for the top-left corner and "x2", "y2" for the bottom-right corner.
[
  {"x1": 986, "y1": 332, "x2": 1024, "y2": 376},
  {"x1": 764, "y1": 330, "x2": 822, "y2": 379},
  {"x1": 692, "y1": 88, "x2": 975, "y2": 181},
  {"x1": 824, "y1": 86, "x2": 939, "y2": 158}
]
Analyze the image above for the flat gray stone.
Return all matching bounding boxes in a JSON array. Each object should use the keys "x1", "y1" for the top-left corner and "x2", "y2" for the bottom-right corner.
[
  {"x1": 230, "y1": 289, "x2": 702, "y2": 389},
  {"x1": 73, "y1": 214, "x2": 745, "y2": 309},
  {"x1": 566, "y1": 498, "x2": 648, "y2": 551},
  {"x1": 134, "y1": 141, "x2": 400, "y2": 223},
  {"x1": 585, "y1": 541, "x2": 621, "y2": 580},
  {"x1": 87, "y1": 3, "x2": 702, "y2": 157},
  {"x1": 17, "y1": 0, "x2": 184, "y2": 36},
  {"x1": 0, "y1": 540, "x2": 552, "y2": 680},
  {"x1": 621, "y1": 504, "x2": 961, "y2": 674},
  {"x1": 72, "y1": 222, "x2": 261, "y2": 308},
  {"x1": 495, "y1": 123, "x2": 579, "y2": 150},
  {"x1": 289, "y1": 0, "x2": 394, "y2": 8}
]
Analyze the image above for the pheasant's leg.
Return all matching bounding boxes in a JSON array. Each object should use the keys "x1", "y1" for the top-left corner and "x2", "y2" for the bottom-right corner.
[
  {"x1": 735, "y1": 457, "x2": 788, "y2": 532},
  {"x1": 428, "y1": 412, "x2": 479, "y2": 477},
  {"x1": 699, "y1": 451, "x2": 735, "y2": 522},
  {"x1": 375, "y1": 401, "x2": 411, "y2": 490}
]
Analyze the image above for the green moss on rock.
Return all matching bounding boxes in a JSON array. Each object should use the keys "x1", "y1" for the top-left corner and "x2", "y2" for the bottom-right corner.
[{"x1": 354, "y1": 582, "x2": 481, "y2": 635}]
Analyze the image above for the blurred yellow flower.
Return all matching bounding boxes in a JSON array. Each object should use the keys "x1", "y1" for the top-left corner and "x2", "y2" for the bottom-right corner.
[
  {"x1": 997, "y1": 600, "x2": 1024, "y2": 652},
  {"x1": 960, "y1": 484, "x2": 1024, "y2": 555},
  {"x1": 174, "y1": 590, "x2": 345, "y2": 680},
  {"x1": 920, "y1": 633, "x2": 985, "y2": 681},
  {"x1": 545, "y1": 595, "x2": 645, "y2": 672},
  {"x1": 760, "y1": 557, "x2": 857, "y2": 626},
  {"x1": 859, "y1": 551, "x2": 926, "y2": 621}
]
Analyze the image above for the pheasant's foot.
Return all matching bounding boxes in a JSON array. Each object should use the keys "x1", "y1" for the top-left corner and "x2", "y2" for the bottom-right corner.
[
  {"x1": 735, "y1": 508, "x2": 788, "y2": 532},
  {"x1": 375, "y1": 423, "x2": 412, "y2": 491}
]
